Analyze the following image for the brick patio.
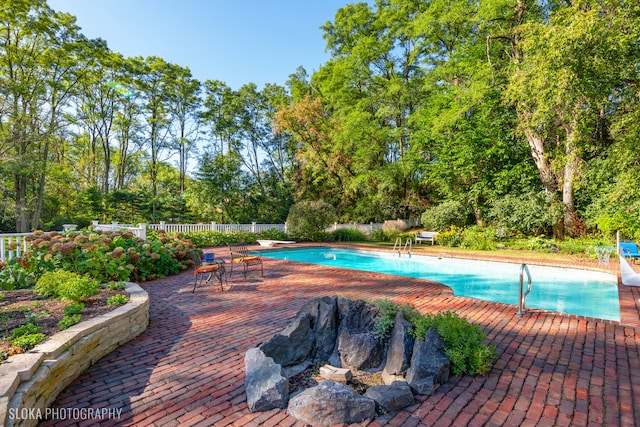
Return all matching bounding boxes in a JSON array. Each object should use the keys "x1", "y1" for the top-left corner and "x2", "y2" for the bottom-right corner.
[{"x1": 40, "y1": 245, "x2": 640, "y2": 426}]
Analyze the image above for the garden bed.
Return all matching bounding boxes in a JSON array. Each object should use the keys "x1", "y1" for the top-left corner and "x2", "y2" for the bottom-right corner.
[{"x1": 0, "y1": 288, "x2": 126, "y2": 363}]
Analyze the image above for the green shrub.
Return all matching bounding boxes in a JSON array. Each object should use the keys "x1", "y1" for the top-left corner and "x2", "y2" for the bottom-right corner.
[
  {"x1": 286, "y1": 200, "x2": 336, "y2": 241},
  {"x1": 107, "y1": 294, "x2": 129, "y2": 306},
  {"x1": 460, "y1": 227, "x2": 498, "y2": 251},
  {"x1": 421, "y1": 201, "x2": 470, "y2": 232},
  {"x1": 58, "y1": 314, "x2": 82, "y2": 330},
  {"x1": 106, "y1": 281, "x2": 126, "y2": 290},
  {"x1": 413, "y1": 311, "x2": 497, "y2": 376},
  {"x1": 374, "y1": 300, "x2": 497, "y2": 376},
  {"x1": 369, "y1": 229, "x2": 389, "y2": 242},
  {"x1": 9, "y1": 229, "x2": 195, "y2": 290},
  {"x1": 331, "y1": 229, "x2": 366, "y2": 242},
  {"x1": 12, "y1": 333, "x2": 46, "y2": 350},
  {"x1": 63, "y1": 302, "x2": 84, "y2": 316},
  {"x1": 488, "y1": 191, "x2": 563, "y2": 235},
  {"x1": 436, "y1": 226, "x2": 466, "y2": 247},
  {"x1": 35, "y1": 270, "x2": 99, "y2": 302},
  {"x1": 11, "y1": 323, "x2": 41, "y2": 339}
]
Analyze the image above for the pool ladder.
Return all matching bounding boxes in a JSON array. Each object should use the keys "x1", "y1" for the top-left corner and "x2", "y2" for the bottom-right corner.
[
  {"x1": 517, "y1": 263, "x2": 532, "y2": 315},
  {"x1": 393, "y1": 237, "x2": 412, "y2": 257}
]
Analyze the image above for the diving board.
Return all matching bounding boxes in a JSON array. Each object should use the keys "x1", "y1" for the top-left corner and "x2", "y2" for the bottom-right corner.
[{"x1": 256, "y1": 240, "x2": 296, "y2": 247}]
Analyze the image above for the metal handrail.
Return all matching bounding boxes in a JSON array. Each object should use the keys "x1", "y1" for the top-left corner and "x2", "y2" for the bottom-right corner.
[
  {"x1": 393, "y1": 237, "x2": 402, "y2": 255},
  {"x1": 403, "y1": 238, "x2": 412, "y2": 257},
  {"x1": 517, "y1": 263, "x2": 532, "y2": 315}
]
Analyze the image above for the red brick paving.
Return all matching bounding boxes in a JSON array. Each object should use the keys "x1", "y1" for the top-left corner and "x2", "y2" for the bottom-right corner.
[{"x1": 39, "y1": 245, "x2": 640, "y2": 426}]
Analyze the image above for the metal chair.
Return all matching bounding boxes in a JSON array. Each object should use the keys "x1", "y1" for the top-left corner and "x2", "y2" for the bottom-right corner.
[
  {"x1": 189, "y1": 250, "x2": 226, "y2": 292},
  {"x1": 227, "y1": 243, "x2": 263, "y2": 278}
]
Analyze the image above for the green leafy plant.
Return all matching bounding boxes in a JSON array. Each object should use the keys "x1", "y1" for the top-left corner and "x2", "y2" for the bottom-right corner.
[
  {"x1": 35, "y1": 270, "x2": 99, "y2": 302},
  {"x1": 331, "y1": 228, "x2": 366, "y2": 242},
  {"x1": 421, "y1": 201, "x2": 470, "y2": 232},
  {"x1": 11, "y1": 323, "x2": 41, "y2": 339},
  {"x1": 106, "y1": 281, "x2": 126, "y2": 290},
  {"x1": 63, "y1": 302, "x2": 84, "y2": 316},
  {"x1": 374, "y1": 300, "x2": 497, "y2": 376},
  {"x1": 107, "y1": 294, "x2": 129, "y2": 306},
  {"x1": 286, "y1": 200, "x2": 336, "y2": 241},
  {"x1": 58, "y1": 314, "x2": 82, "y2": 330},
  {"x1": 12, "y1": 333, "x2": 46, "y2": 351},
  {"x1": 413, "y1": 311, "x2": 497, "y2": 376},
  {"x1": 368, "y1": 229, "x2": 389, "y2": 242}
]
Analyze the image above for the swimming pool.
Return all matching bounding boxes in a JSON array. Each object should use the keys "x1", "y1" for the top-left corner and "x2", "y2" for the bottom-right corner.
[{"x1": 260, "y1": 247, "x2": 620, "y2": 321}]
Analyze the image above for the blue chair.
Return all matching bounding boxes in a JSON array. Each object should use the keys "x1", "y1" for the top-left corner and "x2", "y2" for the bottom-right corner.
[{"x1": 619, "y1": 242, "x2": 640, "y2": 261}]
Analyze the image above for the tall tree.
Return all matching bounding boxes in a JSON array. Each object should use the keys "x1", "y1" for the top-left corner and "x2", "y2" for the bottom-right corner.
[{"x1": 0, "y1": 0, "x2": 98, "y2": 231}]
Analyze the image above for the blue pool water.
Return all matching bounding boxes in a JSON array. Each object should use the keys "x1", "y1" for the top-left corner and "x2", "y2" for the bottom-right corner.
[{"x1": 260, "y1": 247, "x2": 620, "y2": 321}]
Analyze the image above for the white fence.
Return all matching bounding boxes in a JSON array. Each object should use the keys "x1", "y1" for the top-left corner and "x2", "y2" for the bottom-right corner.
[
  {"x1": 0, "y1": 233, "x2": 30, "y2": 263},
  {"x1": 148, "y1": 221, "x2": 287, "y2": 234}
]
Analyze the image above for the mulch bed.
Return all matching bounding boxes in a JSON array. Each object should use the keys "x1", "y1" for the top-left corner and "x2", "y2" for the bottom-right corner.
[
  {"x1": 288, "y1": 365, "x2": 384, "y2": 395},
  {"x1": 0, "y1": 288, "x2": 126, "y2": 362}
]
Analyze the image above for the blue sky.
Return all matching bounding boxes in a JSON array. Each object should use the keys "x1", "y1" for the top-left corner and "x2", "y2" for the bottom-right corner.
[{"x1": 47, "y1": 0, "x2": 359, "y2": 90}]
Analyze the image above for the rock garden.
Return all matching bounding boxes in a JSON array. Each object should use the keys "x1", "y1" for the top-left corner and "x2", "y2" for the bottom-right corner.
[{"x1": 244, "y1": 296, "x2": 497, "y2": 426}]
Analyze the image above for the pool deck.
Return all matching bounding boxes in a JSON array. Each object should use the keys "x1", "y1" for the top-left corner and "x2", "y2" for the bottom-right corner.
[{"x1": 42, "y1": 244, "x2": 640, "y2": 426}]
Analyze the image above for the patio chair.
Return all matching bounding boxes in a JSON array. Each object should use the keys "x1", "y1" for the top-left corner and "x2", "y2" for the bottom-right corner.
[
  {"x1": 189, "y1": 249, "x2": 226, "y2": 292},
  {"x1": 227, "y1": 243, "x2": 263, "y2": 278},
  {"x1": 620, "y1": 242, "x2": 640, "y2": 262}
]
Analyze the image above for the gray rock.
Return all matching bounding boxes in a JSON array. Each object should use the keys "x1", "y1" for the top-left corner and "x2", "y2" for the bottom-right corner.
[
  {"x1": 405, "y1": 328, "x2": 450, "y2": 395},
  {"x1": 301, "y1": 296, "x2": 339, "y2": 362},
  {"x1": 287, "y1": 380, "x2": 375, "y2": 426},
  {"x1": 407, "y1": 375, "x2": 438, "y2": 395},
  {"x1": 383, "y1": 311, "x2": 415, "y2": 376},
  {"x1": 336, "y1": 299, "x2": 386, "y2": 370},
  {"x1": 244, "y1": 348, "x2": 289, "y2": 412},
  {"x1": 260, "y1": 312, "x2": 314, "y2": 366},
  {"x1": 364, "y1": 381, "x2": 416, "y2": 412}
]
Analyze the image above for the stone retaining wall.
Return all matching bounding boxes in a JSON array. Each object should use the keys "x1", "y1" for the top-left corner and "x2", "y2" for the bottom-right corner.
[{"x1": 0, "y1": 282, "x2": 149, "y2": 427}]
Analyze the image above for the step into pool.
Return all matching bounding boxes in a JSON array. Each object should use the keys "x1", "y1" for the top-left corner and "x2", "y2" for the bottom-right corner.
[{"x1": 260, "y1": 247, "x2": 620, "y2": 321}]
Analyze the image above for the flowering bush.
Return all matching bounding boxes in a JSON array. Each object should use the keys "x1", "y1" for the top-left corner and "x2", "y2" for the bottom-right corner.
[{"x1": 0, "y1": 229, "x2": 196, "y2": 289}]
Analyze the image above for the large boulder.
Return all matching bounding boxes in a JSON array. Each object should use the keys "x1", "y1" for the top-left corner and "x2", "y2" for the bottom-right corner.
[
  {"x1": 300, "y1": 296, "x2": 339, "y2": 362},
  {"x1": 336, "y1": 299, "x2": 386, "y2": 370},
  {"x1": 244, "y1": 348, "x2": 289, "y2": 412},
  {"x1": 383, "y1": 311, "x2": 415, "y2": 377},
  {"x1": 405, "y1": 328, "x2": 450, "y2": 395},
  {"x1": 260, "y1": 312, "x2": 314, "y2": 366},
  {"x1": 287, "y1": 379, "x2": 375, "y2": 426},
  {"x1": 364, "y1": 381, "x2": 416, "y2": 412}
]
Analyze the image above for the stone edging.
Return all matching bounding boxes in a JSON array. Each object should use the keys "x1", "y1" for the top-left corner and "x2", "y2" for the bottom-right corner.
[{"x1": 0, "y1": 282, "x2": 149, "y2": 427}]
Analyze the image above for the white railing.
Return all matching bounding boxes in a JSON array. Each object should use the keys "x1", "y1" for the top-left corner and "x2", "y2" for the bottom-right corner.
[
  {"x1": 0, "y1": 233, "x2": 31, "y2": 263},
  {"x1": 148, "y1": 222, "x2": 287, "y2": 234},
  {"x1": 90, "y1": 221, "x2": 147, "y2": 240}
]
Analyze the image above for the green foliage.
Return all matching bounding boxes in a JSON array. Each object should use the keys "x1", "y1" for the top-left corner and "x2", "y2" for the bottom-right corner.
[
  {"x1": 488, "y1": 192, "x2": 563, "y2": 236},
  {"x1": 63, "y1": 302, "x2": 84, "y2": 316},
  {"x1": 373, "y1": 299, "x2": 421, "y2": 337},
  {"x1": 106, "y1": 281, "x2": 126, "y2": 290},
  {"x1": 286, "y1": 200, "x2": 336, "y2": 241},
  {"x1": 107, "y1": 294, "x2": 129, "y2": 306},
  {"x1": 7, "y1": 229, "x2": 194, "y2": 288},
  {"x1": 35, "y1": 270, "x2": 99, "y2": 302},
  {"x1": 421, "y1": 201, "x2": 470, "y2": 232},
  {"x1": 11, "y1": 323, "x2": 41, "y2": 339},
  {"x1": 373, "y1": 300, "x2": 497, "y2": 376},
  {"x1": 413, "y1": 311, "x2": 497, "y2": 376},
  {"x1": 331, "y1": 228, "x2": 366, "y2": 242},
  {"x1": 368, "y1": 229, "x2": 390, "y2": 242},
  {"x1": 180, "y1": 229, "x2": 289, "y2": 247},
  {"x1": 57, "y1": 314, "x2": 82, "y2": 330},
  {"x1": 12, "y1": 333, "x2": 47, "y2": 351}
]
